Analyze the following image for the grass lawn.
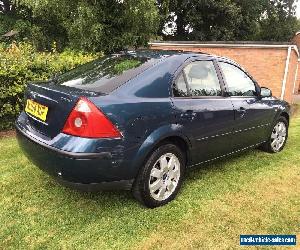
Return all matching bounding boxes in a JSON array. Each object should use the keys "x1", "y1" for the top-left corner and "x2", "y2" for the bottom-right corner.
[{"x1": 1, "y1": 109, "x2": 299, "y2": 250}]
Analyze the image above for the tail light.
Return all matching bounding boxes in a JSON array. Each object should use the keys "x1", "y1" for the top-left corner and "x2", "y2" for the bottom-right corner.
[{"x1": 62, "y1": 97, "x2": 122, "y2": 138}]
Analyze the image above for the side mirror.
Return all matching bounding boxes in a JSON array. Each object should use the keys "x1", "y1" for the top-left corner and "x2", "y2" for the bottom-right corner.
[{"x1": 260, "y1": 87, "x2": 272, "y2": 98}]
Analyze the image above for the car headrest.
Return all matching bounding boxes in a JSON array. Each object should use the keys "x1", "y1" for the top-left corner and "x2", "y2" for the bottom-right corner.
[{"x1": 188, "y1": 65, "x2": 208, "y2": 80}]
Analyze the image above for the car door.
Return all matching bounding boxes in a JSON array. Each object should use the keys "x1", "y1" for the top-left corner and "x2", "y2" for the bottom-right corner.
[
  {"x1": 217, "y1": 61, "x2": 276, "y2": 149},
  {"x1": 171, "y1": 59, "x2": 235, "y2": 165}
]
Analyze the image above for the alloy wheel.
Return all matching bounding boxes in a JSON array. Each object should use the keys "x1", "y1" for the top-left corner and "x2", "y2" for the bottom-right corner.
[
  {"x1": 270, "y1": 121, "x2": 287, "y2": 152},
  {"x1": 148, "y1": 153, "x2": 181, "y2": 201}
]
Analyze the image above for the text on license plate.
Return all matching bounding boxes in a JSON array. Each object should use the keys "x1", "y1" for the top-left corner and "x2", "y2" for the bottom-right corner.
[{"x1": 25, "y1": 99, "x2": 49, "y2": 122}]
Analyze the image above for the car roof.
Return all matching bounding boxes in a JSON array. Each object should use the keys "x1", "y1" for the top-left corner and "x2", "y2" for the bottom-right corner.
[
  {"x1": 59, "y1": 50, "x2": 241, "y2": 97},
  {"x1": 124, "y1": 49, "x2": 211, "y2": 60},
  {"x1": 123, "y1": 49, "x2": 239, "y2": 67},
  {"x1": 109, "y1": 50, "x2": 245, "y2": 98}
]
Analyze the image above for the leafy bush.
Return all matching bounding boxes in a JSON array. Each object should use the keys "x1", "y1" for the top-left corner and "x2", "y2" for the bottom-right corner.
[{"x1": 0, "y1": 42, "x2": 98, "y2": 130}]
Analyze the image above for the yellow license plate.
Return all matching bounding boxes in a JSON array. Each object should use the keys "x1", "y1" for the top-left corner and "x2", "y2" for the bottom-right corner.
[{"x1": 25, "y1": 99, "x2": 49, "y2": 122}]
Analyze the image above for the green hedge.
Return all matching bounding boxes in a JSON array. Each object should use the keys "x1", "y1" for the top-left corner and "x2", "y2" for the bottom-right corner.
[{"x1": 0, "y1": 42, "x2": 98, "y2": 131}]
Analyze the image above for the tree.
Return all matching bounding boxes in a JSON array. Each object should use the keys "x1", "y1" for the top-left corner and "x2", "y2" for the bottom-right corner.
[
  {"x1": 0, "y1": 0, "x2": 16, "y2": 15},
  {"x1": 2, "y1": 0, "x2": 299, "y2": 52},
  {"x1": 158, "y1": 0, "x2": 300, "y2": 42},
  {"x1": 15, "y1": 0, "x2": 159, "y2": 52},
  {"x1": 0, "y1": 0, "x2": 29, "y2": 39},
  {"x1": 232, "y1": 0, "x2": 269, "y2": 40},
  {"x1": 186, "y1": 0, "x2": 242, "y2": 41},
  {"x1": 257, "y1": 0, "x2": 299, "y2": 41}
]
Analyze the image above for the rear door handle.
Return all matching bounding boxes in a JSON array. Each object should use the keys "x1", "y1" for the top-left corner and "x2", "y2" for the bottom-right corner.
[
  {"x1": 237, "y1": 107, "x2": 247, "y2": 118},
  {"x1": 181, "y1": 110, "x2": 197, "y2": 120}
]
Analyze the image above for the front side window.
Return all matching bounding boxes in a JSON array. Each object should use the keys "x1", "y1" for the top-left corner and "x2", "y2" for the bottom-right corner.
[
  {"x1": 219, "y1": 62, "x2": 257, "y2": 97},
  {"x1": 183, "y1": 61, "x2": 221, "y2": 97}
]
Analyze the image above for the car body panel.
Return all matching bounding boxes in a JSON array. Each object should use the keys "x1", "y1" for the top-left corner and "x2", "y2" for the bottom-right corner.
[
  {"x1": 229, "y1": 97, "x2": 277, "y2": 149},
  {"x1": 214, "y1": 58, "x2": 290, "y2": 150},
  {"x1": 171, "y1": 97, "x2": 235, "y2": 164},
  {"x1": 24, "y1": 83, "x2": 100, "y2": 138}
]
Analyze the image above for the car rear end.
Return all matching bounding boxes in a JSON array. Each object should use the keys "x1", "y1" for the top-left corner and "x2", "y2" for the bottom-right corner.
[
  {"x1": 16, "y1": 83, "x2": 134, "y2": 189},
  {"x1": 16, "y1": 53, "x2": 160, "y2": 190}
]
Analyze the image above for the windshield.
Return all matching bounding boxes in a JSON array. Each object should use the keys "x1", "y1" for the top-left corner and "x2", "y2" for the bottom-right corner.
[{"x1": 56, "y1": 54, "x2": 155, "y2": 93}]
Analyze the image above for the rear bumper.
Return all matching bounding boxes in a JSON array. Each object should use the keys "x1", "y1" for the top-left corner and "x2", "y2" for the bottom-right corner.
[
  {"x1": 16, "y1": 123, "x2": 134, "y2": 190},
  {"x1": 17, "y1": 123, "x2": 111, "y2": 159},
  {"x1": 57, "y1": 178, "x2": 133, "y2": 191}
]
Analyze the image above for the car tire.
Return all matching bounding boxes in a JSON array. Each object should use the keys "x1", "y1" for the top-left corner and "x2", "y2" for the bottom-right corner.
[
  {"x1": 260, "y1": 116, "x2": 289, "y2": 153},
  {"x1": 132, "y1": 143, "x2": 185, "y2": 208}
]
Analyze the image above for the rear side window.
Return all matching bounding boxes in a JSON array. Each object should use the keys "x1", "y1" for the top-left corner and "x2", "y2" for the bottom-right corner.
[
  {"x1": 173, "y1": 73, "x2": 189, "y2": 97},
  {"x1": 219, "y1": 62, "x2": 257, "y2": 96},
  {"x1": 56, "y1": 55, "x2": 155, "y2": 93},
  {"x1": 184, "y1": 61, "x2": 221, "y2": 97}
]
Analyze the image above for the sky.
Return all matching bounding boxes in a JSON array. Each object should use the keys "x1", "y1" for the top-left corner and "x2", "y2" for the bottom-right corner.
[{"x1": 297, "y1": 2, "x2": 300, "y2": 18}]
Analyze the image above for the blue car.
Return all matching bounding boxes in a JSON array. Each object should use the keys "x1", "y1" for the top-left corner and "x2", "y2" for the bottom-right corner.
[{"x1": 16, "y1": 50, "x2": 290, "y2": 208}]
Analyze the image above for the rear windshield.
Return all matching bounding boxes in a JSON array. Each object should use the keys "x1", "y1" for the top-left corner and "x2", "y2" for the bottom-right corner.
[{"x1": 56, "y1": 54, "x2": 156, "y2": 93}]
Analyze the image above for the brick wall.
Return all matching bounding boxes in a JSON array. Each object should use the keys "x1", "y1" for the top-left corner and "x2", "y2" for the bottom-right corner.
[{"x1": 150, "y1": 43, "x2": 299, "y2": 103}]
